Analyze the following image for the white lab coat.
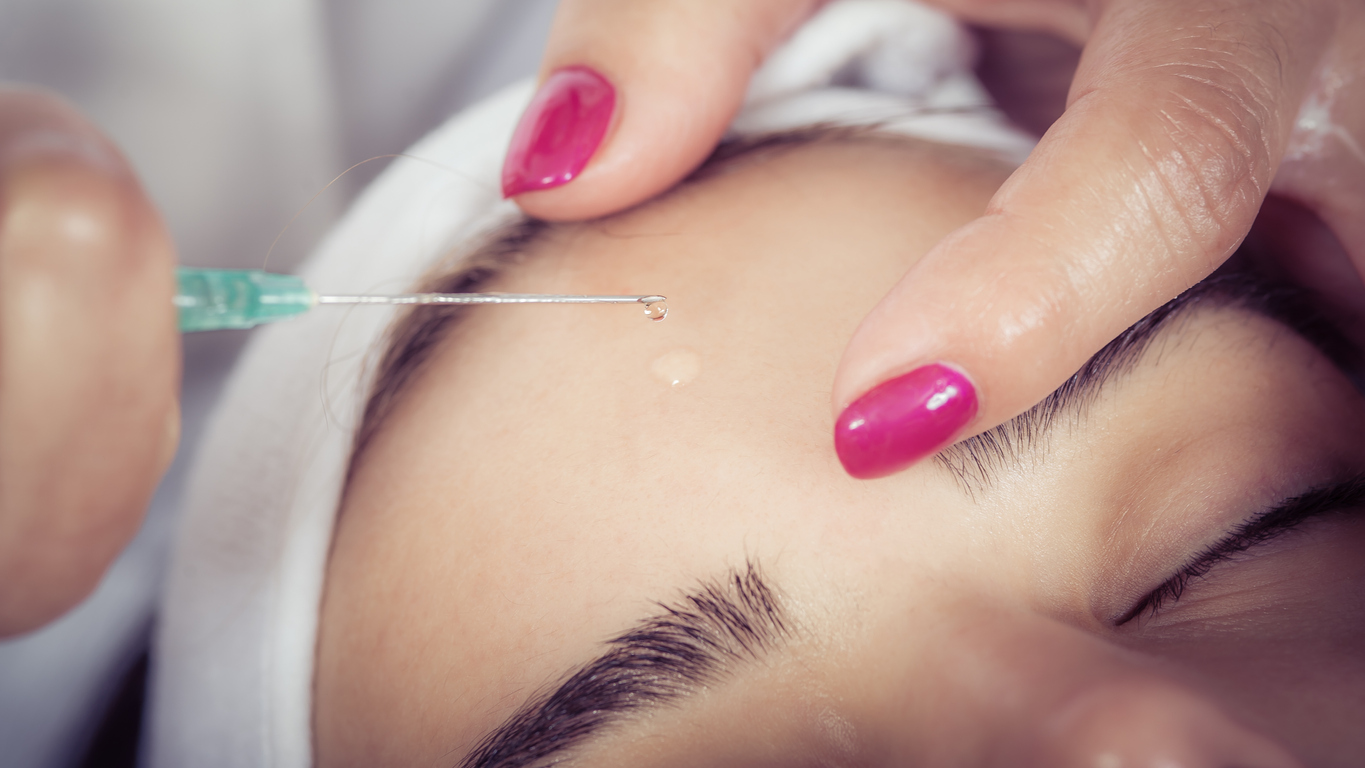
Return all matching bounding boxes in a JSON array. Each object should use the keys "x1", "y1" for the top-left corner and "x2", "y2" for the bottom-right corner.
[{"x1": 0, "y1": 2, "x2": 557, "y2": 765}]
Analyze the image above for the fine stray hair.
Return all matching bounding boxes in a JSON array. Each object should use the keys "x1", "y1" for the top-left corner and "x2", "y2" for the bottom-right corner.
[{"x1": 459, "y1": 561, "x2": 791, "y2": 768}]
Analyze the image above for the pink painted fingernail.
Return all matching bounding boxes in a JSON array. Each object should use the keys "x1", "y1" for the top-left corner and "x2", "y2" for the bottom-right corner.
[
  {"x1": 502, "y1": 66, "x2": 616, "y2": 198},
  {"x1": 834, "y1": 364, "x2": 978, "y2": 480}
]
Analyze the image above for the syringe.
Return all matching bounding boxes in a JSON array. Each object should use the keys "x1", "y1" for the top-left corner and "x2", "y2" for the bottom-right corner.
[{"x1": 174, "y1": 267, "x2": 668, "y2": 332}]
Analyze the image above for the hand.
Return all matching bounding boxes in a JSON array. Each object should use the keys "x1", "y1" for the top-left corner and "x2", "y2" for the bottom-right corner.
[
  {"x1": 503, "y1": 0, "x2": 1365, "y2": 479},
  {"x1": 0, "y1": 87, "x2": 179, "y2": 636}
]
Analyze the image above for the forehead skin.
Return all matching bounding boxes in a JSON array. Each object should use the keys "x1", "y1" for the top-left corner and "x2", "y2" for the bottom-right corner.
[{"x1": 315, "y1": 140, "x2": 1365, "y2": 766}]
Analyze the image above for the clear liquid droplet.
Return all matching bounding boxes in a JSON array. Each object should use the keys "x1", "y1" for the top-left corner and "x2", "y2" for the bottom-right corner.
[
  {"x1": 651, "y1": 348, "x2": 700, "y2": 387},
  {"x1": 643, "y1": 300, "x2": 668, "y2": 321}
]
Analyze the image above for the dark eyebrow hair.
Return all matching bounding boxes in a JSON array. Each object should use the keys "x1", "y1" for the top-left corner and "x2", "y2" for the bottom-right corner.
[
  {"x1": 935, "y1": 270, "x2": 1360, "y2": 493},
  {"x1": 457, "y1": 560, "x2": 791, "y2": 768},
  {"x1": 1117, "y1": 474, "x2": 1365, "y2": 624}
]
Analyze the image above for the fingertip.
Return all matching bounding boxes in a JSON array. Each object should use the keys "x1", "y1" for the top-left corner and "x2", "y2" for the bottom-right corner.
[
  {"x1": 507, "y1": 0, "x2": 817, "y2": 221},
  {"x1": 0, "y1": 87, "x2": 131, "y2": 181},
  {"x1": 505, "y1": 54, "x2": 740, "y2": 221},
  {"x1": 500, "y1": 66, "x2": 617, "y2": 200},
  {"x1": 826, "y1": 214, "x2": 1093, "y2": 481},
  {"x1": 0, "y1": 88, "x2": 179, "y2": 634},
  {"x1": 834, "y1": 363, "x2": 979, "y2": 479}
]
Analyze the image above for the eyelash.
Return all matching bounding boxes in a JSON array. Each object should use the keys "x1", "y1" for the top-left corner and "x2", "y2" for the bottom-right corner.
[
  {"x1": 1123, "y1": 525, "x2": 1303, "y2": 622},
  {"x1": 1118, "y1": 477, "x2": 1365, "y2": 626}
]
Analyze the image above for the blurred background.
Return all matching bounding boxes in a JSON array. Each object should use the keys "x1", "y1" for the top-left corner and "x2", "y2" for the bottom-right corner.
[{"x1": 0, "y1": 2, "x2": 557, "y2": 764}]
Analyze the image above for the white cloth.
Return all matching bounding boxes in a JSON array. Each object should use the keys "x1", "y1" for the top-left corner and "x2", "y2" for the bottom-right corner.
[{"x1": 150, "y1": 2, "x2": 1037, "y2": 765}]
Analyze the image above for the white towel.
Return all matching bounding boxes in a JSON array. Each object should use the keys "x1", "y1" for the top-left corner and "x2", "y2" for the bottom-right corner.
[{"x1": 149, "y1": 2, "x2": 1035, "y2": 764}]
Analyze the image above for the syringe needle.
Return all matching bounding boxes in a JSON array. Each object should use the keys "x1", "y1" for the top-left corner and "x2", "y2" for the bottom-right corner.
[
  {"x1": 174, "y1": 266, "x2": 668, "y2": 332},
  {"x1": 314, "y1": 293, "x2": 667, "y2": 306},
  {"x1": 317, "y1": 292, "x2": 670, "y2": 322}
]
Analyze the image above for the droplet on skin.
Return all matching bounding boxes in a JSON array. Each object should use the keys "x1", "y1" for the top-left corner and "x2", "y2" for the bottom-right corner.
[{"x1": 650, "y1": 348, "x2": 701, "y2": 388}]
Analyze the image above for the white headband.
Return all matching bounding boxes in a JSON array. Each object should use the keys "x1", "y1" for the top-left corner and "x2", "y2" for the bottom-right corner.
[{"x1": 149, "y1": 2, "x2": 1035, "y2": 764}]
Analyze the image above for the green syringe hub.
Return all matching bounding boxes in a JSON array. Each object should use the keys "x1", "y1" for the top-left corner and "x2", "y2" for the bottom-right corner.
[{"x1": 175, "y1": 267, "x2": 316, "y2": 332}]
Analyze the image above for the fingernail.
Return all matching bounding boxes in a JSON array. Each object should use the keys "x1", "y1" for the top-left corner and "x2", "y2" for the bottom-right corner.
[
  {"x1": 502, "y1": 66, "x2": 616, "y2": 198},
  {"x1": 834, "y1": 364, "x2": 978, "y2": 480}
]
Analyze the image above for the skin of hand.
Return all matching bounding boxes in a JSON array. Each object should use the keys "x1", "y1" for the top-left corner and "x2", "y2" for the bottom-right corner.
[
  {"x1": 503, "y1": 0, "x2": 1365, "y2": 479},
  {"x1": 0, "y1": 87, "x2": 179, "y2": 637}
]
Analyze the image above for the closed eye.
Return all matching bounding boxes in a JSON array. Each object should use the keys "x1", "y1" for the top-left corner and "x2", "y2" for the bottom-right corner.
[{"x1": 1116, "y1": 475, "x2": 1365, "y2": 626}]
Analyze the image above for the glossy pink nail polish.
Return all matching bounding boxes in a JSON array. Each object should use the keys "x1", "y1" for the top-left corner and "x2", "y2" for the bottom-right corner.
[
  {"x1": 834, "y1": 364, "x2": 978, "y2": 480},
  {"x1": 502, "y1": 66, "x2": 616, "y2": 197}
]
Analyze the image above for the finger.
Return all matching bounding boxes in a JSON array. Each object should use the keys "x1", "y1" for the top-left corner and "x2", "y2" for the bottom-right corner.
[
  {"x1": 505, "y1": 0, "x2": 823, "y2": 221},
  {"x1": 831, "y1": 0, "x2": 1335, "y2": 479},
  {"x1": 0, "y1": 87, "x2": 179, "y2": 636}
]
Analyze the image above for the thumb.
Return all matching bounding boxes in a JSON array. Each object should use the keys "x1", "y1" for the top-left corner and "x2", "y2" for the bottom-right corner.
[
  {"x1": 830, "y1": 0, "x2": 1334, "y2": 479},
  {"x1": 505, "y1": 0, "x2": 823, "y2": 221},
  {"x1": 0, "y1": 87, "x2": 179, "y2": 634}
]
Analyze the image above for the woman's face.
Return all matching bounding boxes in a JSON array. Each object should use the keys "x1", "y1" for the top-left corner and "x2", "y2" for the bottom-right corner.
[{"x1": 315, "y1": 138, "x2": 1365, "y2": 767}]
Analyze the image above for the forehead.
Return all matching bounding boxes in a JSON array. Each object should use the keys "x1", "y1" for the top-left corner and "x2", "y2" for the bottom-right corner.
[
  {"x1": 386, "y1": 140, "x2": 1008, "y2": 514},
  {"x1": 325, "y1": 138, "x2": 1359, "y2": 762},
  {"x1": 353, "y1": 139, "x2": 1016, "y2": 504},
  {"x1": 445, "y1": 137, "x2": 1015, "y2": 424},
  {"x1": 331, "y1": 138, "x2": 1012, "y2": 748}
]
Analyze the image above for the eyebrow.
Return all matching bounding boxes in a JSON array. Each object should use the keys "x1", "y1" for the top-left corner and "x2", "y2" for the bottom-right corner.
[
  {"x1": 457, "y1": 561, "x2": 791, "y2": 768},
  {"x1": 935, "y1": 271, "x2": 1359, "y2": 493},
  {"x1": 1117, "y1": 474, "x2": 1365, "y2": 624}
]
